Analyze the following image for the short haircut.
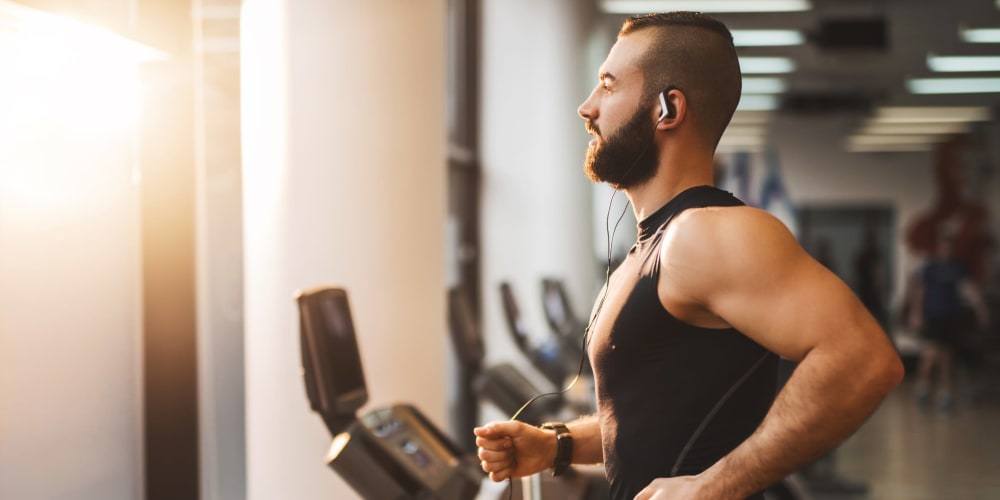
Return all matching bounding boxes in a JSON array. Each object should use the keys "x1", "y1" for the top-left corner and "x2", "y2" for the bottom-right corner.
[{"x1": 619, "y1": 12, "x2": 742, "y2": 149}]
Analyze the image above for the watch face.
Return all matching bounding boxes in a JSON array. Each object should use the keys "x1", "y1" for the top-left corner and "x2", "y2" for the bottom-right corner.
[{"x1": 542, "y1": 422, "x2": 569, "y2": 433}]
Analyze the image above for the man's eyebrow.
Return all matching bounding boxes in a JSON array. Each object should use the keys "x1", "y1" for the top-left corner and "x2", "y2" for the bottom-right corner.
[{"x1": 599, "y1": 71, "x2": 617, "y2": 83}]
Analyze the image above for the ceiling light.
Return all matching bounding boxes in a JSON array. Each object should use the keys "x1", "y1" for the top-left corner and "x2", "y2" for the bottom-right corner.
[
  {"x1": 846, "y1": 143, "x2": 933, "y2": 153},
  {"x1": 859, "y1": 122, "x2": 971, "y2": 135},
  {"x1": 844, "y1": 135, "x2": 939, "y2": 153},
  {"x1": 740, "y1": 57, "x2": 796, "y2": 74},
  {"x1": 737, "y1": 95, "x2": 779, "y2": 111},
  {"x1": 847, "y1": 135, "x2": 942, "y2": 146},
  {"x1": 960, "y1": 27, "x2": 1000, "y2": 43},
  {"x1": 731, "y1": 30, "x2": 805, "y2": 47},
  {"x1": 872, "y1": 106, "x2": 991, "y2": 123},
  {"x1": 601, "y1": 0, "x2": 812, "y2": 13},
  {"x1": 927, "y1": 54, "x2": 1000, "y2": 72},
  {"x1": 742, "y1": 77, "x2": 787, "y2": 94},
  {"x1": 907, "y1": 77, "x2": 1000, "y2": 94}
]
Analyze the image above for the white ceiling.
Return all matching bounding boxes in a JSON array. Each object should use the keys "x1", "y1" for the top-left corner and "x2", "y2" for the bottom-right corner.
[{"x1": 595, "y1": 0, "x2": 1000, "y2": 115}]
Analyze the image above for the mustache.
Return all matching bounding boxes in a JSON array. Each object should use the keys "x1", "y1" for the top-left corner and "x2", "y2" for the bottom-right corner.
[{"x1": 586, "y1": 120, "x2": 601, "y2": 137}]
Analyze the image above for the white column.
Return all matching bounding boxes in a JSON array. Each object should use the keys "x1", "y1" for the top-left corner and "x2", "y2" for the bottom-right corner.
[
  {"x1": 480, "y1": 0, "x2": 599, "y2": 372},
  {"x1": 241, "y1": 1, "x2": 448, "y2": 499}
]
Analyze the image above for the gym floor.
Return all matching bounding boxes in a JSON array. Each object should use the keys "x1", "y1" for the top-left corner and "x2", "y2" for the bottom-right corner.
[{"x1": 817, "y1": 378, "x2": 1000, "y2": 500}]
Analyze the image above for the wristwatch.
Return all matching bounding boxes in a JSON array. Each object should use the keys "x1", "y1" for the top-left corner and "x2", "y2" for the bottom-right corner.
[{"x1": 540, "y1": 422, "x2": 573, "y2": 476}]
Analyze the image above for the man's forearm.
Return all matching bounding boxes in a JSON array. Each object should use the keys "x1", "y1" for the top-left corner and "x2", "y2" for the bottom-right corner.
[
  {"x1": 697, "y1": 343, "x2": 903, "y2": 498},
  {"x1": 564, "y1": 414, "x2": 603, "y2": 464}
]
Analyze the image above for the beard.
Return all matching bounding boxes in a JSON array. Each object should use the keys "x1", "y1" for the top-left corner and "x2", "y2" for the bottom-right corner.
[{"x1": 583, "y1": 103, "x2": 658, "y2": 190}]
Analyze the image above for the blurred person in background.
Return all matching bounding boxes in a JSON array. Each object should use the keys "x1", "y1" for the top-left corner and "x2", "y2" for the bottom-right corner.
[{"x1": 908, "y1": 231, "x2": 990, "y2": 412}]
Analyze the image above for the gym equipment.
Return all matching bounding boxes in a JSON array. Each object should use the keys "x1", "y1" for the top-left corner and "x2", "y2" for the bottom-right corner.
[
  {"x1": 539, "y1": 278, "x2": 591, "y2": 373},
  {"x1": 448, "y1": 288, "x2": 561, "y2": 426},
  {"x1": 499, "y1": 281, "x2": 582, "y2": 389},
  {"x1": 296, "y1": 286, "x2": 483, "y2": 500},
  {"x1": 448, "y1": 287, "x2": 608, "y2": 500},
  {"x1": 540, "y1": 278, "x2": 588, "y2": 342}
]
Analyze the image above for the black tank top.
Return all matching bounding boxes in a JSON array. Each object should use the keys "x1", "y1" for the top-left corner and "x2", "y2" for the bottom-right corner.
[{"x1": 589, "y1": 185, "x2": 777, "y2": 500}]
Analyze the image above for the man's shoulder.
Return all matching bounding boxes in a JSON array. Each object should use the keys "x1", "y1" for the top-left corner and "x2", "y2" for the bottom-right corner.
[
  {"x1": 661, "y1": 205, "x2": 798, "y2": 280},
  {"x1": 668, "y1": 204, "x2": 776, "y2": 241}
]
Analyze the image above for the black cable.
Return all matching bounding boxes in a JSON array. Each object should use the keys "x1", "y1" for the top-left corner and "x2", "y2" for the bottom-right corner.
[
  {"x1": 504, "y1": 167, "x2": 638, "y2": 500},
  {"x1": 503, "y1": 124, "x2": 655, "y2": 499},
  {"x1": 505, "y1": 194, "x2": 627, "y2": 500},
  {"x1": 507, "y1": 193, "x2": 629, "y2": 423}
]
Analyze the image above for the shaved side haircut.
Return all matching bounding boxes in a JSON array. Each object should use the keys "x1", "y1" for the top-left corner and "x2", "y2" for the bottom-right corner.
[{"x1": 620, "y1": 12, "x2": 742, "y2": 150}]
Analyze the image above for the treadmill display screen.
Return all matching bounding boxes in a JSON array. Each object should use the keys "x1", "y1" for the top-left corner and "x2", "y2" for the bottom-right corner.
[
  {"x1": 318, "y1": 293, "x2": 365, "y2": 403},
  {"x1": 298, "y1": 287, "x2": 368, "y2": 422}
]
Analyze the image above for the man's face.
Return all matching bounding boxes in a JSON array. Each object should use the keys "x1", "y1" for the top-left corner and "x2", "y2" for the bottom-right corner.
[
  {"x1": 583, "y1": 102, "x2": 658, "y2": 189},
  {"x1": 578, "y1": 33, "x2": 660, "y2": 190}
]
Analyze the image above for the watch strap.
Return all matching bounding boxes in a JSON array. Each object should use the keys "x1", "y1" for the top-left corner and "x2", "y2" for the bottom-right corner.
[{"x1": 540, "y1": 422, "x2": 573, "y2": 476}]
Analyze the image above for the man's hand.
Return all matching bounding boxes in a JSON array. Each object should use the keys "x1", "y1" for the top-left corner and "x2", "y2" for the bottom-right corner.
[{"x1": 473, "y1": 421, "x2": 555, "y2": 482}]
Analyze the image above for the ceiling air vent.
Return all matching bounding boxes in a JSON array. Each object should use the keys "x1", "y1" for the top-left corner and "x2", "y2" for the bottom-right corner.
[
  {"x1": 809, "y1": 18, "x2": 888, "y2": 51},
  {"x1": 780, "y1": 92, "x2": 875, "y2": 114}
]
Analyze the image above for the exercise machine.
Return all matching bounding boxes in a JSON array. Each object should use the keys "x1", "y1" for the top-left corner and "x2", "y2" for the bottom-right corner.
[
  {"x1": 448, "y1": 288, "x2": 562, "y2": 427},
  {"x1": 540, "y1": 278, "x2": 588, "y2": 347},
  {"x1": 296, "y1": 286, "x2": 483, "y2": 499},
  {"x1": 499, "y1": 282, "x2": 592, "y2": 388},
  {"x1": 448, "y1": 287, "x2": 608, "y2": 500}
]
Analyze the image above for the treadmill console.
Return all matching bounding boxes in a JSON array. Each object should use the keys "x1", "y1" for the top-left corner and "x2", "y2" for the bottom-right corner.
[
  {"x1": 296, "y1": 286, "x2": 482, "y2": 500},
  {"x1": 325, "y1": 404, "x2": 482, "y2": 499}
]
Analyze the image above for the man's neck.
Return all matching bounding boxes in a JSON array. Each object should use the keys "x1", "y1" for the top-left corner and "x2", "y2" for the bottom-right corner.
[{"x1": 624, "y1": 153, "x2": 715, "y2": 222}]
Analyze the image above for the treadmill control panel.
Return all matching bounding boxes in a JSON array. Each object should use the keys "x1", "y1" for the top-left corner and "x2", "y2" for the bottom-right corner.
[{"x1": 360, "y1": 406, "x2": 459, "y2": 490}]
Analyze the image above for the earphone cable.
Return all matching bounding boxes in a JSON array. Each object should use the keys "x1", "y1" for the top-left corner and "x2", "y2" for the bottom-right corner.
[{"x1": 504, "y1": 125, "x2": 656, "y2": 499}]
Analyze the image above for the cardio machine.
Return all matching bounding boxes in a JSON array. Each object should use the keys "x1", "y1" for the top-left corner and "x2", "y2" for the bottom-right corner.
[
  {"x1": 539, "y1": 278, "x2": 589, "y2": 350},
  {"x1": 296, "y1": 286, "x2": 483, "y2": 499},
  {"x1": 447, "y1": 287, "x2": 562, "y2": 427},
  {"x1": 448, "y1": 287, "x2": 608, "y2": 500},
  {"x1": 499, "y1": 282, "x2": 588, "y2": 388}
]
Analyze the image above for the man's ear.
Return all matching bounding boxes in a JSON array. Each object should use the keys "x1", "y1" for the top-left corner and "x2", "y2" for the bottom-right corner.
[{"x1": 657, "y1": 87, "x2": 685, "y2": 130}]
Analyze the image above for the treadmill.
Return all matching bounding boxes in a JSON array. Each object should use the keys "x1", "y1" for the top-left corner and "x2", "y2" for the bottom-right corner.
[
  {"x1": 498, "y1": 282, "x2": 576, "y2": 388},
  {"x1": 540, "y1": 278, "x2": 586, "y2": 340},
  {"x1": 296, "y1": 286, "x2": 483, "y2": 500},
  {"x1": 449, "y1": 287, "x2": 609, "y2": 500},
  {"x1": 539, "y1": 278, "x2": 591, "y2": 374},
  {"x1": 447, "y1": 287, "x2": 562, "y2": 426}
]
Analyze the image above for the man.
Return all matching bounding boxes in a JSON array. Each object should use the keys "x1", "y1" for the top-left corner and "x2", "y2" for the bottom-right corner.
[{"x1": 474, "y1": 12, "x2": 903, "y2": 500}]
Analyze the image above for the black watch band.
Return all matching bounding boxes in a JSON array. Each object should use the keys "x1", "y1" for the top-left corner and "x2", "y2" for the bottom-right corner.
[{"x1": 540, "y1": 422, "x2": 573, "y2": 476}]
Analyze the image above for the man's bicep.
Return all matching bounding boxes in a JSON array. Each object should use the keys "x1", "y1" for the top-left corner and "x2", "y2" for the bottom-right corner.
[{"x1": 707, "y1": 229, "x2": 878, "y2": 362}]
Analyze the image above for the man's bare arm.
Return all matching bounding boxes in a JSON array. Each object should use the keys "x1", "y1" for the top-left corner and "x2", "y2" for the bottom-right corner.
[{"x1": 658, "y1": 207, "x2": 904, "y2": 498}]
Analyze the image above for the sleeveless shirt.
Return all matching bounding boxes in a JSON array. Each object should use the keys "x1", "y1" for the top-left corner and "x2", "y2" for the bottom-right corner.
[{"x1": 588, "y1": 185, "x2": 777, "y2": 500}]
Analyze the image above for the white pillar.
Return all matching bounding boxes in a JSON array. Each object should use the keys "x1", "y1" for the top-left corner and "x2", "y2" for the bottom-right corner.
[
  {"x1": 241, "y1": 1, "x2": 447, "y2": 499},
  {"x1": 480, "y1": 0, "x2": 598, "y2": 372}
]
